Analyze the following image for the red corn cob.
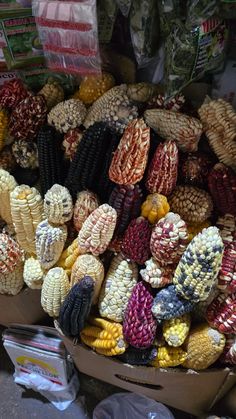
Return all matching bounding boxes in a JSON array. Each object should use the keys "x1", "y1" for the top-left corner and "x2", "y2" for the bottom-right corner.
[
  {"x1": 208, "y1": 163, "x2": 236, "y2": 216},
  {"x1": 121, "y1": 217, "x2": 151, "y2": 265}
]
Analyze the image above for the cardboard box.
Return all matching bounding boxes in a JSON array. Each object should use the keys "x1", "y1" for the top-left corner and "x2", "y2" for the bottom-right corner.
[
  {"x1": 0, "y1": 288, "x2": 46, "y2": 326},
  {"x1": 62, "y1": 337, "x2": 236, "y2": 416}
]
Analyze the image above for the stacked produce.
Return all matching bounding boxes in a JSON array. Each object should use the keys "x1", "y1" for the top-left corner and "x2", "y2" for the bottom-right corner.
[{"x1": 0, "y1": 76, "x2": 236, "y2": 372}]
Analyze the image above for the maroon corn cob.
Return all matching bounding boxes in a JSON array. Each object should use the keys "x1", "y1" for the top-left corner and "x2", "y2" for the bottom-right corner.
[{"x1": 121, "y1": 217, "x2": 151, "y2": 265}]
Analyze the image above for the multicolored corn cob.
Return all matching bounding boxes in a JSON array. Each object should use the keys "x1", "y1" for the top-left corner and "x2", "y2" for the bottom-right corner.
[
  {"x1": 36, "y1": 220, "x2": 67, "y2": 270},
  {"x1": 208, "y1": 163, "x2": 236, "y2": 216},
  {"x1": 0, "y1": 79, "x2": 30, "y2": 110},
  {"x1": 121, "y1": 217, "x2": 151, "y2": 265},
  {"x1": 140, "y1": 257, "x2": 174, "y2": 288},
  {"x1": 218, "y1": 243, "x2": 236, "y2": 293},
  {"x1": 44, "y1": 184, "x2": 73, "y2": 225},
  {"x1": 63, "y1": 128, "x2": 83, "y2": 161},
  {"x1": 206, "y1": 293, "x2": 236, "y2": 334},
  {"x1": 146, "y1": 93, "x2": 185, "y2": 111},
  {"x1": 0, "y1": 233, "x2": 24, "y2": 295},
  {"x1": 39, "y1": 80, "x2": 64, "y2": 111},
  {"x1": 163, "y1": 314, "x2": 191, "y2": 347},
  {"x1": 73, "y1": 191, "x2": 99, "y2": 232},
  {"x1": 48, "y1": 99, "x2": 86, "y2": 133},
  {"x1": 41, "y1": 267, "x2": 70, "y2": 317},
  {"x1": 220, "y1": 335, "x2": 236, "y2": 365},
  {"x1": 179, "y1": 152, "x2": 214, "y2": 187},
  {"x1": 152, "y1": 285, "x2": 194, "y2": 321},
  {"x1": 12, "y1": 140, "x2": 38, "y2": 169}
]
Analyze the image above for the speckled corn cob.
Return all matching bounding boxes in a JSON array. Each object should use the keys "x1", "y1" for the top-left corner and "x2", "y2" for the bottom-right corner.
[
  {"x1": 180, "y1": 152, "x2": 214, "y2": 188},
  {"x1": 63, "y1": 128, "x2": 83, "y2": 161},
  {"x1": 152, "y1": 285, "x2": 194, "y2": 321},
  {"x1": 144, "y1": 109, "x2": 202, "y2": 152},
  {"x1": 44, "y1": 184, "x2": 73, "y2": 225},
  {"x1": 36, "y1": 220, "x2": 67, "y2": 270},
  {"x1": 151, "y1": 346, "x2": 187, "y2": 368},
  {"x1": 12, "y1": 139, "x2": 38, "y2": 169},
  {"x1": 145, "y1": 141, "x2": 178, "y2": 195},
  {"x1": 127, "y1": 82, "x2": 159, "y2": 103},
  {"x1": 59, "y1": 277, "x2": 94, "y2": 337},
  {"x1": 218, "y1": 242, "x2": 236, "y2": 293},
  {"x1": 0, "y1": 146, "x2": 16, "y2": 172},
  {"x1": 78, "y1": 204, "x2": 117, "y2": 256},
  {"x1": 23, "y1": 256, "x2": 45, "y2": 289},
  {"x1": 174, "y1": 227, "x2": 223, "y2": 302},
  {"x1": 150, "y1": 213, "x2": 188, "y2": 266},
  {"x1": 65, "y1": 122, "x2": 119, "y2": 200},
  {"x1": 208, "y1": 164, "x2": 236, "y2": 216},
  {"x1": 141, "y1": 193, "x2": 170, "y2": 224},
  {"x1": 48, "y1": 99, "x2": 86, "y2": 134},
  {"x1": 0, "y1": 233, "x2": 24, "y2": 295},
  {"x1": 206, "y1": 293, "x2": 236, "y2": 334},
  {"x1": 123, "y1": 282, "x2": 157, "y2": 348},
  {"x1": 71, "y1": 254, "x2": 104, "y2": 304},
  {"x1": 121, "y1": 217, "x2": 151, "y2": 265},
  {"x1": 187, "y1": 220, "x2": 211, "y2": 242},
  {"x1": 80, "y1": 316, "x2": 127, "y2": 356},
  {"x1": 163, "y1": 314, "x2": 191, "y2": 347},
  {"x1": 10, "y1": 185, "x2": 43, "y2": 254},
  {"x1": 0, "y1": 109, "x2": 8, "y2": 152},
  {"x1": 99, "y1": 253, "x2": 138, "y2": 322},
  {"x1": 75, "y1": 72, "x2": 115, "y2": 105},
  {"x1": 84, "y1": 85, "x2": 138, "y2": 134},
  {"x1": 41, "y1": 267, "x2": 70, "y2": 317},
  {"x1": 146, "y1": 93, "x2": 185, "y2": 111},
  {"x1": 73, "y1": 191, "x2": 99, "y2": 232},
  {"x1": 0, "y1": 169, "x2": 17, "y2": 225},
  {"x1": 109, "y1": 185, "x2": 142, "y2": 236},
  {"x1": 118, "y1": 346, "x2": 157, "y2": 366},
  {"x1": 9, "y1": 95, "x2": 47, "y2": 141},
  {"x1": 37, "y1": 125, "x2": 63, "y2": 196},
  {"x1": 109, "y1": 119, "x2": 150, "y2": 185},
  {"x1": 169, "y1": 185, "x2": 213, "y2": 224},
  {"x1": 183, "y1": 323, "x2": 226, "y2": 370},
  {"x1": 39, "y1": 80, "x2": 64, "y2": 110},
  {"x1": 216, "y1": 214, "x2": 236, "y2": 245},
  {"x1": 57, "y1": 238, "x2": 80, "y2": 276},
  {"x1": 198, "y1": 99, "x2": 236, "y2": 171},
  {"x1": 0, "y1": 79, "x2": 30, "y2": 110},
  {"x1": 220, "y1": 335, "x2": 236, "y2": 365},
  {"x1": 140, "y1": 257, "x2": 174, "y2": 288}
]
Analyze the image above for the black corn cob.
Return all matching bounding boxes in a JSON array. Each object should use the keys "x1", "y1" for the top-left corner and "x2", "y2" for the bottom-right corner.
[
  {"x1": 118, "y1": 346, "x2": 157, "y2": 365},
  {"x1": 109, "y1": 184, "x2": 143, "y2": 236},
  {"x1": 37, "y1": 125, "x2": 64, "y2": 196},
  {"x1": 59, "y1": 276, "x2": 94, "y2": 337}
]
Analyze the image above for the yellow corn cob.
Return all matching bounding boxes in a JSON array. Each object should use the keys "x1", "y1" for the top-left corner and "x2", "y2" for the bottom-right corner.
[
  {"x1": 57, "y1": 238, "x2": 80, "y2": 276},
  {"x1": 80, "y1": 316, "x2": 127, "y2": 356},
  {"x1": 151, "y1": 346, "x2": 187, "y2": 367},
  {"x1": 0, "y1": 109, "x2": 8, "y2": 152},
  {"x1": 141, "y1": 193, "x2": 170, "y2": 224},
  {"x1": 163, "y1": 314, "x2": 191, "y2": 347},
  {"x1": 187, "y1": 220, "x2": 211, "y2": 242}
]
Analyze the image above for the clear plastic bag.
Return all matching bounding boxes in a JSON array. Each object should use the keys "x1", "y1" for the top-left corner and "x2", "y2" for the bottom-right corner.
[{"x1": 93, "y1": 393, "x2": 175, "y2": 419}]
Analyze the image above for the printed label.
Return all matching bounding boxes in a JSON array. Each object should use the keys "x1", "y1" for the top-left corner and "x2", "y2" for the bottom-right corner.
[{"x1": 16, "y1": 356, "x2": 60, "y2": 380}]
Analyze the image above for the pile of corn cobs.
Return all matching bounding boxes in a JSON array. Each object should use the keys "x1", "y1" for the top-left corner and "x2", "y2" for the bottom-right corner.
[{"x1": 0, "y1": 75, "x2": 236, "y2": 370}]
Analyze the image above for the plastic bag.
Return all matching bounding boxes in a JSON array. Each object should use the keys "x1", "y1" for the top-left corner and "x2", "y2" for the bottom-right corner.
[
  {"x1": 186, "y1": 0, "x2": 219, "y2": 28},
  {"x1": 93, "y1": 393, "x2": 175, "y2": 419}
]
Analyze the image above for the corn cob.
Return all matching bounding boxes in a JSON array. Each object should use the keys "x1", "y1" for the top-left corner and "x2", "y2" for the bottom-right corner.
[
  {"x1": 179, "y1": 152, "x2": 214, "y2": 187},
  {"x1": 109, "y1": 185, "x2": 142, "y2": 236},
  {"x1": 187, "y1": 220, "x2": 211, "y2": 242},
  {"x1": 174, "y1": 227, "x2": 223, "y2": 303},
  {"x1": 71, "y1": 254, "x2": 104, "y2": 304},
  {"x1": 0, "y1": 169, "x2": 17, "y2": 225},
  {"x1": 23, "y1": 256, "x2": 45, "y2": 289},
  {"x1": 9, "y1": 95, "x2": 47, "y2": 141},
  {"x1": 118, "y1": 346, "x2": 157, "y2": 366},
  {"x1": 216, "y1": 214, "x2": 236, "y2": 246},
  {"x1": 38, "y1": 80, "x2": 64, "y2": 111},
  {"x1": 12, "y1": 139, "x2": 38, "y2": 169},
  {"x1": 109, "y1": 119, "x2": 150, "y2": 185},
  {"x1": 10, "y1": 185, "x2": 43, "y2": 254},
  {"x1": 78, "y1": 204, "x2": 117, "y2": 256},
  {"x1": 123, "y1": 282, "x2": 157, "y2": 348},
  {"x1": 65, "y1": 122, "x2": 119, "y2": 200},
  {"x1": 218, "y1": 243, "x2": 236, "y2": 293},
  {"x1": 208, "y1": 163, "x2": 236, "y2": 216},
  {"x1": 84, "y1": 85, "x2": 138, "y2": 134},
  {"x1": 0, "y1": 109, "x2": 8, "y2": 152},
  {"x1": 141, "y1": 193, "x2": 169, "y2": 224},
  {"x1": 57, "y1": 238, "x2": 80, "y2": 276},
  {"x1": 63, "y1": 128, "x2": 83, "y2": 161},
  {"x1": 206, "y1": 292, "x2": 236, "y2": 334},
  {"x1": 169, "y1": 185, "x2": 213, "y2": 224},
  {"x1": 144, "y1": 109, "x2": 202, "y2": 152},
  {"x1": 150, "y1": 213, "x2": 188, "y2": 266},
  {"x1": 220, "y1": 335, "x2": 236, "y2": 365},
  {"x1": 80, "y1": 316, "x2": 127, "y2": 356},
  {"x1": 73, "y1": 191, "x2": 99, "y2": 232},
  {"x1": 151, "y1": 346, "x2": 187, "y2": 368},
  {"x1": 0, "y1": 79, "x2": 30, "y2": 110},
  {"x1": 41, "y1": 267, "x2": 70, "y2": 317},
  {"x1": 163, "y1": 314, "x2": 191, "y2": 347},
  {"x1": 44, "y1": 184, "x2": 73, "y2": 225},
  {"x1": 183, "y1": 323, "x2": 226, "y2": 370},
  {"x1": 121, "y1": 217, "x2": 151, "y2": 265},
  {"x1": 152, "y1": 285, "x2": 194, "y2": 321},
  {"x1": 99, "y1": 253, "x2": 138, "y2": 322},
  {"x1": 140, "y1": 257, "x2": 174, "y2": 288},
  {"x1": 36, "y1": 220, "x2": 67, "y2": 270},
  {"x1": 0, "y1": 233, "x2": 24, "y2": 295},
  {"x1": 0, "y1": 146, "x2": 16, "y2": 172},
  {"x1": 48, "y1": 99, "x2": 86, "y2": 134},
  {"x1": 146, "y1": 93, "x2": 185, "y2": 112},
  {"x1": 75, "y1": 72, "x2": 115, "y2": 105},
  {"x1": 59, "y1": 277, "x2": 94, "y2": 337},
  {"x1": 145, "y1": 141, "x2": 178, "y2": 195},
  {"x1": 198, "y1": 98, "x2": 236, "y2": 171},
  {"x1": 37, "y1": 125, "x2": 63, "y2": 196},
  {"x1": 127, "y1": 82, "x2": 159, "y2": 103}
]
